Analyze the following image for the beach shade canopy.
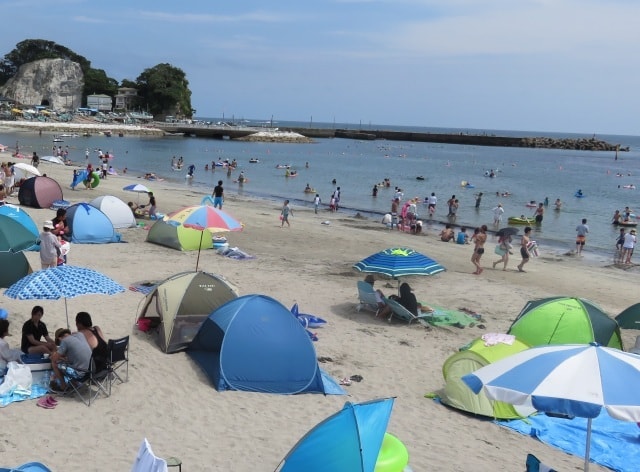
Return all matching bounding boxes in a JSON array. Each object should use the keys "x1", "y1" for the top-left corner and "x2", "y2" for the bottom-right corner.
[
  {"x1": 18, "y1": 176, "x2": 63, "y2": 209},
  {"x1": 0, "y1": 252, "x2": 33, "y2": 288},
  {"x1": 65, "y1": 203, "x2": 121, "y2": 243},
  {"x1": 89, "y1": 195, "x2": 136, "y2": 229},
  {"x1": 137, "y1": 271, "x2": 238, "y2": 353},
  {"x1": 440, "y1": 337, "x2": 536, "y2": 419},
  {"x1": 276, "y1": 398, "x2": 395, "y2": 472},
  {"x1": 0, "y1": 213, "x2": 38, "y2": 253},
  {"x1": 615, "y1": 303, "x2": 640, "y2": 330},
  {"x1": 462, "y1": 343, "x2": 640, "y2": 471},
  {"x1": 353, "y1": 247, "x2": 446, "y2": 278},
  {"x1": 13, "y1": 162, "x2": 42, "y2": 178},
  {"x1": 188, "y1": 294, "x2": 339, "y2": 394},
  {"x1": 508, "y1": 297, "x2": 623, "y2": 349},
  {"x1": 40, "y1": 155, "x2": 65, "y2": 165},
  {"x1": 4, "y1": 265, "x2": 125, "y2": 328},
  {"x1": 166, "y1": 204, "x2": 243, "y2": 270}
]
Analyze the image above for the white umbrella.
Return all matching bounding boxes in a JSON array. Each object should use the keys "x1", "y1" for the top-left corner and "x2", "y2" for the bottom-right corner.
[
  {"x1": 463, "y1": 343, "x2": 640, "y2": 471},
  {"x1": 13, "y1": 162, "x2": 42, "y2": 177},
  {"x1": 40, "y1": 155, "x2": 65, "y2": 165}
]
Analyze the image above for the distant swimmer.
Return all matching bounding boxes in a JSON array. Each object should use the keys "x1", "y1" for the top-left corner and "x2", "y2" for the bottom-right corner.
[{"x1": 554, "y1": 198, "x2": 562, "y2": 210}]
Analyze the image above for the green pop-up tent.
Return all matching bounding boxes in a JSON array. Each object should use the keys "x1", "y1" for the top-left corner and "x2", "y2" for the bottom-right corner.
[{"x1": 508, "y1": 296, "x2": 623, "y2": 349}]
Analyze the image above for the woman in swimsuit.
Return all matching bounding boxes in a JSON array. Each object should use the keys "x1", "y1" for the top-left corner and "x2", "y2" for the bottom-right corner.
[{"x1": 471, "y1": 225, "x2": 487, "y2": 275}]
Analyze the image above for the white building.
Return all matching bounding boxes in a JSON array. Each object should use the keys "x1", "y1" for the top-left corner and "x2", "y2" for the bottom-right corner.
[{"x1": 87, "y1": 94, "x2": 112, "y2": 111}]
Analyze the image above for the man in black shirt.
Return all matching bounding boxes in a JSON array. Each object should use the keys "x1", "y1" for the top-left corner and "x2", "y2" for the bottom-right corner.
[{"x1": 212, "y1": 180, "x2": 224, "y2": 209}]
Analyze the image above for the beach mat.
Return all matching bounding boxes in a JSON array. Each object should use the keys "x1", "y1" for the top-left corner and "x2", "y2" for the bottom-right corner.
[
  {"x1": 0, "y1": 384, "x2": 48, "y2": 408},
  {"x1": 421, "y1": 305, "x2": 480, "y2": 328},
  {"x1": 129, "y1": 281, "x2": 159, "y2": 295},
  {"x1": 497, "y1": 410, "x2": 640, "y2": 472}
]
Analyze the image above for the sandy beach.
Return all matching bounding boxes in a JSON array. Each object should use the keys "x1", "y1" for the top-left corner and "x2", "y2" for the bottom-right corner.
[{"x1": 1, "y1": 133, "x2": 637, "y2": 471}]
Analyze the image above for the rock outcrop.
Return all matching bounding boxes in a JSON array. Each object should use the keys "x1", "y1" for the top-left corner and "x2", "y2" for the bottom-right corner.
[{"x1": 0, "y1": 58, "x2": 83, "y2": 111}]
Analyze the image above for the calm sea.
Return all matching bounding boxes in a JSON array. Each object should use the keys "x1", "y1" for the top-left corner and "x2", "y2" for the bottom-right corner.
[{"x1": 3, "y1": 121, "x2": 640, "y2": 257}]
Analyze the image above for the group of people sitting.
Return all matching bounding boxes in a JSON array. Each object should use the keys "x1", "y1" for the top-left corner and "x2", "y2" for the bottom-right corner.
[
  {"x1": 128, "y1": 191, "x2": 157, "y2": 219},
  {"x1": 363, "y1": 275, "x2": 432, "y2": 319},
  {"x1": 439, "y1": 224, "x2": 470, "y2": 244},
  {"x1": 0, "y1": 306, "x2": 108, "y2": 394}
]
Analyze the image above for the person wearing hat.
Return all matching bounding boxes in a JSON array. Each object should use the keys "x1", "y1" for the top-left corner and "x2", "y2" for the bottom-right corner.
[
  {"x1": 622, "y1": 228, "x2": 637, "y2": 264},
  {"x1": 39, "y1": 220, "x2": 62, "y2": 269},
  {"x1": 380, "y1": 282, "x2": 431, "y2": 319}
]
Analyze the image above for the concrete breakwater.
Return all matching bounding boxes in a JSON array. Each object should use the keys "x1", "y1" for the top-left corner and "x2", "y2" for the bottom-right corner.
[{"x1": 159, "y1": 122, "x2": 625, "y2": 151}]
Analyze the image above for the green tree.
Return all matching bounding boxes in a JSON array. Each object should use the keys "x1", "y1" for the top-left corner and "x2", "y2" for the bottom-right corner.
[
  {"x1": 136, "y1": 63, "x2": 192, "y2": 117},
  {"x1": 84, "y1": 68, "x2": 118, "y2": 101}
]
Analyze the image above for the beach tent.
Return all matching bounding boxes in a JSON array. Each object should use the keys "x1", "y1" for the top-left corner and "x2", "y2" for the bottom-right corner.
[
  {"x1": 17, "y1": 176, "x2": 63, "y2": 209},
  {"x1": 440, "y1": 337, "x2": 536, "y2": 419},
  {"x1": 137, "y1": 271, "x2": 238, "y2": 353},
  {"x1": 188, "y1": 294, "x2": 329, "y2": 394},
  {"x1": 146, "y1": 218, "x2": 212, "y2": 251},
  {"x1": 66, "y1": 202, "x2": 120, "y2": 244},
  {"x1": 0, "y1": 205, "x2": 39, "y2": 251},
  {"x1": 507, "y1": 296, "x2": 623, "y2": 349},
  {"x1": 276, "y1": 398, "x2": 396, "y2": 472},
  {"x1": 0, "y1": 252, "x2": 33, "y2": 288},
  {"x1": 89, "y1": 195, "x2": 136, "y2": 229}
]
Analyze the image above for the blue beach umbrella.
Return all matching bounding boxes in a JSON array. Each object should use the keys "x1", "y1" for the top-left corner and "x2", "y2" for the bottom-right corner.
[
  {"x1": 5, "y1": 265, "x2": 125, "y2": 329},
  {"x1": 462, "y1": 343, "x2": 640, "y2": 471},
  {"x1": 353, "y1": 247, "x2": 445, "y2": 279}
]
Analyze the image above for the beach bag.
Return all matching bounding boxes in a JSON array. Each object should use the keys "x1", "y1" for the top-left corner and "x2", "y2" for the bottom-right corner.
[
  {"x1": 494, "y1": 245, "x2": 506, "y2": 256},
  {"x1": 0, "y1": 361, "x2": 32, "y2": 395}
]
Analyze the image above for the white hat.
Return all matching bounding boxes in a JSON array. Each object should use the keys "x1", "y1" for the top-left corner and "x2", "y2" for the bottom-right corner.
[
  {"x1": 43, "y1": 220, "x2": 54, "y2": 230},
  {"x1": 631, "y1": 335, "x2": 640, "y2": 355}
]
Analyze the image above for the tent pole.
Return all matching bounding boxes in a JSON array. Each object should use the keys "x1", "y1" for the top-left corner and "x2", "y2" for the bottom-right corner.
[
  {"x1": 195, "y1": 230, "x2": 204, "y2": 271},
  {"x1": 584, "y1": 417, "x2": 592, "y2": 471},
  {"x1": 65, "y1": 298, "x2": 69, "y2": 329}
]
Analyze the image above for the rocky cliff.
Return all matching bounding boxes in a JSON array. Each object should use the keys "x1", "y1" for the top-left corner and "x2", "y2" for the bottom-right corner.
[{"x1": 0, "y1": 58, "x2": 83, "y2": 111}]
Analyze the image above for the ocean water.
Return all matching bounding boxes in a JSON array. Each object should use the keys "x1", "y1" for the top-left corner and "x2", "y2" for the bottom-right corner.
[{"x1": 3, "y1": 122, "x2": 640, "y2": 256}]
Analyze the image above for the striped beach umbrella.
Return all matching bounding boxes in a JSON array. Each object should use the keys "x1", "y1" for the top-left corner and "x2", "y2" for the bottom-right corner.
[{"x1": 353, "y1": 247, "x2": 445, "y2": 278}]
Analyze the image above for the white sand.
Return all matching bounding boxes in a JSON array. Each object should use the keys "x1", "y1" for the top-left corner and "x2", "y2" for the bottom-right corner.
[{"x1": 1, "y1": 143, "x2": 635, "y2": 471}]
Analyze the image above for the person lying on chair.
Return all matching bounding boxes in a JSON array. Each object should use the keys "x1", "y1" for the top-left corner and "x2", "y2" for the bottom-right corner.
[
  {"x1": 363, "y1": 274, "x2": 387, "y2": 310},
  {"x1": 50, "y1": 328, "x2": 92, "y2": 392}
]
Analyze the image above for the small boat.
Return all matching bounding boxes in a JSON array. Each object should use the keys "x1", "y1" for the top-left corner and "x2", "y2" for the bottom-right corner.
[
  {"x1": 507, "y1": 216, "x2": 536, "y2": 225},
  {"x1": 249, "y1": 158, "x2": 259, "y2": 163},
  {"x1": 416, "y1": 176, "x2": 425, "y2": 181},
  {"x1": 82, "y1": 132, "x2": 92, "y2": 137},
  {"x1": 52, "y1": 136, "x2": 63, "y2": 143},
  {"x1": 276, "y1": 164, "x2": 291, "y2": 169}
]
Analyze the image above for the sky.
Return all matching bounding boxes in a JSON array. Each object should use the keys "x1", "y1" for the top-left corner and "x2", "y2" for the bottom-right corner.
[{"x1": 2, "y1": 0, "x2": 640, "y2": 135}]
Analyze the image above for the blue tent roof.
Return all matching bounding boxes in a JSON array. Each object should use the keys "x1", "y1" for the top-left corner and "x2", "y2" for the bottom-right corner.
[
  {"x1": 66, "y1": 203, "x2": 119, "y2": 244},
  {"x1": 188, "y1": 294, "x2": 327, "y2": 394},
  {"x1": 277, "y1": 398, "x2": 395, "y2": 472}
]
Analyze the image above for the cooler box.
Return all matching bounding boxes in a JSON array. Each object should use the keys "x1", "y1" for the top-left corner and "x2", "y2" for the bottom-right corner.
[{"x1": 21, "y1": 355, "x2": 52, "y2": 387}]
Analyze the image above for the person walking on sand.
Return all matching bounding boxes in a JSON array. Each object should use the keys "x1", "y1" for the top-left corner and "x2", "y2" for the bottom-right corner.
[
  {"x1": 575, "y1": 218, "x2": 589, "y2": 256},
  {"x1": 281, "y1": 200, "x2": 293, "y2": 228},
  {"x1": 517, "y1": 226, "x2": 532, "y2": 272},
  {"x1": 314, "y1": 194, "x2": 321, "y2": 214},
  {"x1": 471, "y1": 225, "x2": 487, "y2": 275},
  {"x1": 212, "y1": 180, "x2": 224, "y2": 209},
  {"x1": 622, "y1": 229, "x2": 637, "y2": 264},
  {"x1": 493, "y1": 234, "x2": 513, "y2": 271}
]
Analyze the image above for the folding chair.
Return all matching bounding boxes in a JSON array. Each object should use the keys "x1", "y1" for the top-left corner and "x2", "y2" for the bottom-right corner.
[
  {"x1": 356, "y1": 281, "x2": 381, "y2": 316},
  {"x1": 108, "y1": 335, "x2": 129, "y2": 393},
  {"x1": 384, "y1": 297, "x2": 431, "y2": 326},
  {"x1": 67, "y1": 354, "x2": 111, "y2": 407}
]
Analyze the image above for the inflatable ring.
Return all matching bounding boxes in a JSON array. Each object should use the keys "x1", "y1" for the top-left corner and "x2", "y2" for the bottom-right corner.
[
  {"x1": 87, "y1": 171, "x2": 100, "y2": 188},
  {"x1": 375, "y1": 433, "x2": 409, "y2": 472}
]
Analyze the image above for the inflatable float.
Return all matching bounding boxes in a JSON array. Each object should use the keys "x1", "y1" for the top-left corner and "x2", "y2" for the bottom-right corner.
[
  {"x1": 233, "y1": 178, "x2": 249, "y2": 184},
  {"x1": 416, "y1": 176, "x2": 425, "y2": 181},
  {"x1": 375, "y1": 433, "x2": 409, "y2": 472},
  {"x1": 71, "y1": 170, "x2": 100, "y2": 189},
  {"x1": 618, "y1": 220, "x2": 638, "y2": 227},
  {"x1": 525, "y1": 201, "x2": 537, "y2": 208},
  {"x1": 304, "y1": 188, "x2": 316, "y2": 194},
  {"x1": 460, "y1": 180, "x2": 475, "y2": 188},
  {"x1": 249, "y1": 159, "x2": 259, "y2": 163},
  {"x1": 507, "y1": 216, "x2": 536, "y2": 225},
  {"x1": 574, "y1": 190, "x2": 585, "y2": 198}
]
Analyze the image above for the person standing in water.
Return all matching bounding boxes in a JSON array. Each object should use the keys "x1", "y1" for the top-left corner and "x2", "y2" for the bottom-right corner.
[{"x1": 575, "y1": 218, "x2": 589, "y2": 255}]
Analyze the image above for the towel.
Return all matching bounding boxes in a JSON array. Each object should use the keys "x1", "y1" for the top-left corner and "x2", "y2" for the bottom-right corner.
[{"x1": 481, "y1": 333, "x2": 516, "y2": 346}]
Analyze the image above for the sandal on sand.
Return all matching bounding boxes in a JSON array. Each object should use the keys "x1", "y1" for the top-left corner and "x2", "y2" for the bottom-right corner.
[
  {"x1": 350, "y1": 374, "x2": 363, "y2": 382},
  {"x1": 339, "y1": 377, "x2": 352, "y2": 386},
  {"x1": 37, "y1": 397, "x2": 56, "y2": 409}
]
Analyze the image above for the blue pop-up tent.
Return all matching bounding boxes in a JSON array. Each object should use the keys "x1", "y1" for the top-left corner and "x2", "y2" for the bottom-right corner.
[
  {"x1": 66, "y1": 203, "x2": 120, "y2": 243},
  {"x1": 276, "y1": 398, "x2": 395, "y2": 472},
  {"x1": 188, "y1": 294, "x2": 338, "y2": 394}
]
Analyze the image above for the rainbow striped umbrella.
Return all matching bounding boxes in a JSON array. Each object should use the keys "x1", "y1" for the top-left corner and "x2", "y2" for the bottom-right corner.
[{"x1": 166, "y1": 205, "x2": 243, "y2": 270}]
